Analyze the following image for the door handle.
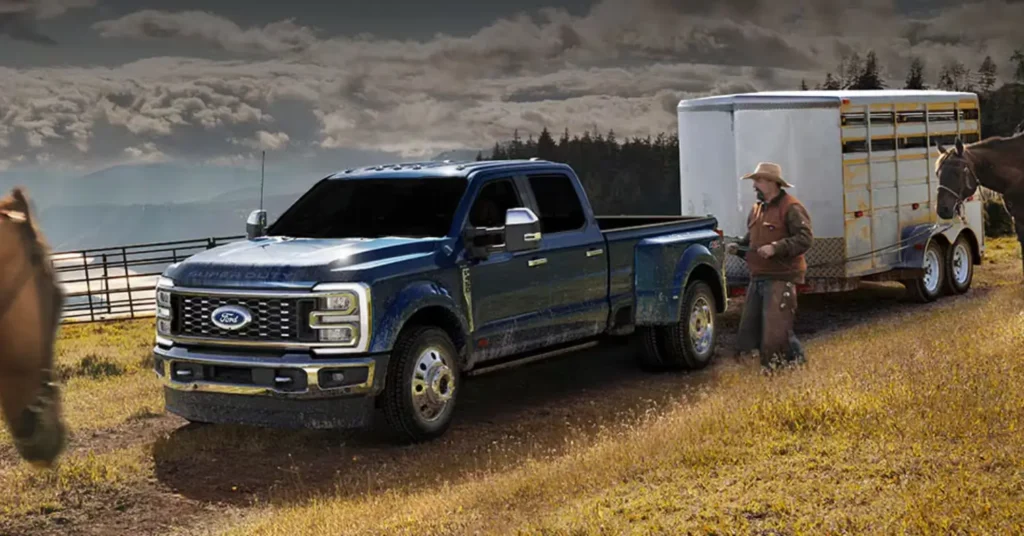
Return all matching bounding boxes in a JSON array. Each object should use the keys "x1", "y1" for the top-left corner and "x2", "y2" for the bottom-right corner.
[
  {"x1": 528, "y1": 258, "x2": 547, "y2": 267},
  {"x1": 523, "y1": 232, "x2": 542, "y2": 242},
  {"x1": 586, "y1": 248, "x2": 604, "y2": 257}
]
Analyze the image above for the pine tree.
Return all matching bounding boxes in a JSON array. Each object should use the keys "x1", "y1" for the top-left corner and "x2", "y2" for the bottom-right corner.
[
  {"x1": 800, "y1": 79, "x2": 809, "y2": 90},
  {"x1": 475, "y1": 151, "x2": 483, "y2": 161},
  {"x1": 1012, "y1": 49, "x2": 1024, "y2": 83},
  {"x1": 537, "y1": 127, "x2": 556, "y2": 160},
  {"x1": 905, "y1": 57, "x2": 926, "y2": 89},
  {"x1": 940, "y1": 60, "x2": 976, "y2": 91},
  {"x1": 840, "y1": 52, "x2": 863, "y2": 88},
  {"x1": 978, "y1": 56, "x2": 998, "y2": 94},
  {"x1": 822, "y1": 72, "x2": 841, "y2": 90},
  {"x1": 852, "y1": 50, "x2": 884, "y2": 89}
]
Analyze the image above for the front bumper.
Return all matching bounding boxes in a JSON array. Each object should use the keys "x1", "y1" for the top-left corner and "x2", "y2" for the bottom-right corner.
[{"x1": 154, "y1": 344, "x2": 390, "y2": 429}]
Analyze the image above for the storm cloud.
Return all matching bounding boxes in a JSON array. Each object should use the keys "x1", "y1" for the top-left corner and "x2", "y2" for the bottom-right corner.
[{"x1": 1, "y1": 0, "x2": 1021, "y2": 172}]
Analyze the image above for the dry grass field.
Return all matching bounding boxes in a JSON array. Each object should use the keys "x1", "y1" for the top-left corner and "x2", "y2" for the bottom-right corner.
[{"x1": 1, "y1": 237, "x2": 1021, "y2": 535}]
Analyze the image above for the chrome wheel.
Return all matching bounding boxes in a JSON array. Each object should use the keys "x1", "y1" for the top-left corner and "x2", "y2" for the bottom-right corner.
[
  {"x1": 411, "y1": 347, "x2": 455, "y2": 423},
  {"x1": 688, "y1": 296, "x2": 714, "y2": 355},
  {"x1": 923, "y1": 248, "x2": 941, "y2": 294},
  {"x1": 951, "y1": 242, "x2": 970, "y2": 286}
]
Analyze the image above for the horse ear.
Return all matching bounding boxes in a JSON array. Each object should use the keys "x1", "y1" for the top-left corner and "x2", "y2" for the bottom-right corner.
[
  {"x1": 954, "y1": 137, "x2": 964, "y2": 155},
  {"x1": 9, "y1": 187, "x2": 34, "y2": 223},
  {"x1": 937, "y1": 143, "x2": 948, "y2": 153}
]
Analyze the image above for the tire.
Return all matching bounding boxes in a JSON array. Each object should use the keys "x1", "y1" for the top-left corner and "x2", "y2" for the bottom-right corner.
[
  {"x1": 943, "y1": 234, "x2": 974, "y2": 295},
  {"x1": 636, "y1": 325, "x2": 670, "y2": 372},
  {"x1": 635, "y1": 281, "x2": 718, "y2": 372},
  {"x1": 906, "y1": 240, "x2": 946, "y2": 303},
  {"x1": 381, "y1": 326, "x2": 460, "y2": 443}
]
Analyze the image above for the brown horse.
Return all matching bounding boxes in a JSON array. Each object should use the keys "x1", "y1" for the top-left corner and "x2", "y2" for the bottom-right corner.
[
  {"x1": 936, "y1": 132, "x2": 1024, "y2": 277},
  {"x1": 0, "y1": 187, "x2": 67, "y2": 468}
]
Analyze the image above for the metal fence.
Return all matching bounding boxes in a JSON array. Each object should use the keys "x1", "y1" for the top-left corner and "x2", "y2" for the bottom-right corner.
[{"x1": 52, "y1": 235, "x2": 244, "y2": 323}]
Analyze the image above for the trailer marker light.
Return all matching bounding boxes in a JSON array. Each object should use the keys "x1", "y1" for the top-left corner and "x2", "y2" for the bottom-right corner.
[
  {"x1": 855, "y1": 211, "x2": 864, "y2": 218},
  {"x1": 912, "y1": 203, "x2": 920, "y2": 210}
]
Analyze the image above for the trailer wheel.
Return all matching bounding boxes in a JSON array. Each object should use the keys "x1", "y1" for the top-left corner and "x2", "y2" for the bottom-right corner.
[
  {"x1": 382, "y1": 326, "x2": 460, "y2": 443},
  {"x1": 944, "y1": 234, "x2": 974, "y2": 295},
  {"x1": 906, "y1": 240, "x2": 946, "y2": 303}
]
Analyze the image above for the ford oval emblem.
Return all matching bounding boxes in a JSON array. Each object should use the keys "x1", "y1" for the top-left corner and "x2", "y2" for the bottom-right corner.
[{"x1": 210, "y1": 305, "x2": 252, "y2": 330}]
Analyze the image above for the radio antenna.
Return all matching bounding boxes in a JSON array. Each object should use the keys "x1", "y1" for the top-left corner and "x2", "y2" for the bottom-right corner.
[{"x1": 260, "y1": 150, "x2": 266, "y2": 211}]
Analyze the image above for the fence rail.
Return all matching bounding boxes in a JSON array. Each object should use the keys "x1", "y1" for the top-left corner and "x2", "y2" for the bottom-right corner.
[{"x1": 51, "y1": 235, "x2": 245, "y2": 323}]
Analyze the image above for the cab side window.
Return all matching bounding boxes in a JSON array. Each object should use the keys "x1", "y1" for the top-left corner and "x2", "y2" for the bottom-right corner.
[{"x1": 469, "y1": 179, "x2": 523, "y2": 228}]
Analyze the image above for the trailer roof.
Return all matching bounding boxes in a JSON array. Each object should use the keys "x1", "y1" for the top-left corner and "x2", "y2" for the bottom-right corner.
[{"x1": 678, "y1": 89, "x2": 979, "y2": 110}]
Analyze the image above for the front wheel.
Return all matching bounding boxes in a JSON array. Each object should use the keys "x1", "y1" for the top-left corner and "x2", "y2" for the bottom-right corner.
[
  {"x1": 906, "y1": 240, "x2": 946, "y2": 303},
  {"x1": 382, "y1": 326, "x2": 460, "y2": 443},
  {"x1": 944, "y1": 235, "x2": 974, "y2": 295}
]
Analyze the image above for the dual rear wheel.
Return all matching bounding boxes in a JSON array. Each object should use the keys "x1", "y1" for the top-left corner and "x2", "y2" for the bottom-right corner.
[{"x1": 636, "y1": 280, "x2": 718, "y2": 372}]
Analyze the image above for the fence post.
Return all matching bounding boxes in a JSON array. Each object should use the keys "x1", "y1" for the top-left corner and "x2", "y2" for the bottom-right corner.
[
  {"x1": 82, "y1": 252, "x2": 95, "y2": 322},
  {"x1": 102, "y1": 253, "x2": 111, "y2": 315},
  {"x1": 121, "y1": 247, "x2": 135, "y2": 319}
]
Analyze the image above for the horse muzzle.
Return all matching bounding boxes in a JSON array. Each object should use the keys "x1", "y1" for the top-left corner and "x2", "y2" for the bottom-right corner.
[{"x1": 11, "y1": 380, "x2": 66, "y2": 469}]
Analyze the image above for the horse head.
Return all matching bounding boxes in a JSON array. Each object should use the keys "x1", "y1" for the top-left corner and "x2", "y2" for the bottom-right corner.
[
  {"x1": 935, "y1": 137, "x2": 979, "y2": 220},
  {"x1": 0, "y1": 187, "x2": 67, "y2": 469}
]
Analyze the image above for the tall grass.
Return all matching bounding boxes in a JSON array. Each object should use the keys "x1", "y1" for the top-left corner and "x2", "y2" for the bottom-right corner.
[{"x1": 222, "y1": 282, "x2": 1024, "y2": 535}]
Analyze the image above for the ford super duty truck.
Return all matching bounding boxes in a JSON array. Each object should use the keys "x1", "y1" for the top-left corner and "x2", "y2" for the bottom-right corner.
[{"x1": 152, "y1": 159, "x2": 727, "y2": 442}]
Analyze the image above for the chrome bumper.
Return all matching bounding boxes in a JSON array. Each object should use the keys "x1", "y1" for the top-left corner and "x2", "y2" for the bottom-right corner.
[{"x1": 154, "y1": 345, "x2": 385, "y2": 400}]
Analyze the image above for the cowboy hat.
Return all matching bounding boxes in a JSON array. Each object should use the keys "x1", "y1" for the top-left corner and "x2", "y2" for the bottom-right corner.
[{"x1": 741, "y1": 162, "x2": 794, "y2": 188}]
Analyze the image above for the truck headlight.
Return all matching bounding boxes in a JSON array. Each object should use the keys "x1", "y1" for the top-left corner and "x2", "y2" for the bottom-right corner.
[
  {"x1": 322, "y1": 291, "x2": 358, "y2": 314},
  {"x1": 156, "y1": 276, "x2": 174, "y2": 334},
  {"x1": 309, "y1": 283, "x2": 370, "y2": 349}
]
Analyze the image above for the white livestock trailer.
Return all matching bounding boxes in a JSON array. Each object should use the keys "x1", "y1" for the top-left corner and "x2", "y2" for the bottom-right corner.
[{"x1": 677, "y1": 89, "x2": 985, "y2": 302}]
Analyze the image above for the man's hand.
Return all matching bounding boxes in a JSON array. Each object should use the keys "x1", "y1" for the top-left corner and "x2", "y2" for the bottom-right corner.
[
  {"x1": 725, "y1": 242, "x2": 739, "y2": 255},
  {"x1": 757, "y1": 244, "x2": 776, "y2": 259}
]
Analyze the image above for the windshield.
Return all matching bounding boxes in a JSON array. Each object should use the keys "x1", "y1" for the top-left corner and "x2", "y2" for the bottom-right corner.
[{"x1": 268, "y1": 177, "x2": 468, "y2": 239}]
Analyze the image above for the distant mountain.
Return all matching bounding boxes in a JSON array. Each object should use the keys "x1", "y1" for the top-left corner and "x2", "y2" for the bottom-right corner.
[{"x1": 38, "y1": 193, "x2": 300, "y2": 252}]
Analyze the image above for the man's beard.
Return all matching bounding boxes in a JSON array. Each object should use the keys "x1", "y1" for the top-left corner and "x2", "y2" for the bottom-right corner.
[{"x1": 755, "y1": 189, "x2": 766, "y2": 202}]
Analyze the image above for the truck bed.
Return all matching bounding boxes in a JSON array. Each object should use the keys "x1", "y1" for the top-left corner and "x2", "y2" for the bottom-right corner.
[
  {"x1": 595, "y1": 215, "x2": 711, "y2": 233},
  {"x1": 595, "y1": 215, "x2": 721, "y2": 327}
]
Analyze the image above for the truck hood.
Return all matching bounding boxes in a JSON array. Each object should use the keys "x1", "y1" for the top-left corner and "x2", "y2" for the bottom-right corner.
[{"x1": 166, "y1": 236, "x2": 442, "y2": 289}]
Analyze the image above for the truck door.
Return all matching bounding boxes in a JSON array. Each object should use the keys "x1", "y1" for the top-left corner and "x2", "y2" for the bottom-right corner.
[
  {"x1": 522, "y1": 172, "x2": 608, "y2": 341},
  {"x1": 462, "y1": 176, "x2": 555, "y2": 362}
]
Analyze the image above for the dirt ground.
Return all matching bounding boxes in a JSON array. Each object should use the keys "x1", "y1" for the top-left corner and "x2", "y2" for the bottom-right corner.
[{"x1": 1, "y1": 255, "x2": 1019, "y2": 536}]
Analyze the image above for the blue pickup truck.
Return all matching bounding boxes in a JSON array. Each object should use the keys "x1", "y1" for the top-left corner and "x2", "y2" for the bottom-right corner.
[{"x1": 153, "y1": 159, "x2": 727, "y2": 442}]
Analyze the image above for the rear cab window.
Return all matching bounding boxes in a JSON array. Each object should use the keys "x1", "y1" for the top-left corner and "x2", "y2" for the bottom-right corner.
[{"x1": 526, "y1": 174, "x2": 586, "y2": 234}]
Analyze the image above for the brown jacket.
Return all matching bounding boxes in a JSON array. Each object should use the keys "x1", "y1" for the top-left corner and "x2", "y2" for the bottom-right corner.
[{"x1": 736, "y1": 190, "x2": 813, "y2": 283}]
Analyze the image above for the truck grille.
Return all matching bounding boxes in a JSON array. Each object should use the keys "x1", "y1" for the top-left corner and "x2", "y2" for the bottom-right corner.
[{"x1": 173, "y1": 295, "x2": 315, "y2": 342}]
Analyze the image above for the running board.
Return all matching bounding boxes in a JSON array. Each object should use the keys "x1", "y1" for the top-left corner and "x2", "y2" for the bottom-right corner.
[{"x1": 466, "y1": 340, "x2": 600, "y2": 377}]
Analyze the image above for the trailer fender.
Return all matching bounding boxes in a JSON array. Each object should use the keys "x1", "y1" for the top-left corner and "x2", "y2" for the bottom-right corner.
[
  {"x1": 897, "y1": 223, "x2": 948, "y2": 269},
  {"x1": 634, "y1": 233, "x2": 722, "y2": 326}
]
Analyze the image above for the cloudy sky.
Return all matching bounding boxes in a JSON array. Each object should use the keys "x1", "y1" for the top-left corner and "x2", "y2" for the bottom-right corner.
[{"x1": 0, "y1": 0, "x2": 1021, "y2": 177}]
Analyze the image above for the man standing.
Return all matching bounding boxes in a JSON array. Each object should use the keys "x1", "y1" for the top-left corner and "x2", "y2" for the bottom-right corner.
[{"x1": 725, "y1": 162, "x2": 813, "y2": 371}]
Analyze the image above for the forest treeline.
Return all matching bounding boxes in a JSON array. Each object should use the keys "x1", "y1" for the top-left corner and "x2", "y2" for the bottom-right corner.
[{"x1": 483, "y1": 49, "x2": 1024, "y2": 235}]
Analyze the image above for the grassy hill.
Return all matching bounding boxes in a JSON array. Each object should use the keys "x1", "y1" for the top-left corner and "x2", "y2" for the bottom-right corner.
[{"x1": 0, "y1": 238, "x2": 1021, "y2": 535}]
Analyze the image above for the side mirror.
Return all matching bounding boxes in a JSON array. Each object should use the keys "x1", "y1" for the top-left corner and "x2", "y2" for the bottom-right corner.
[
  {"x1": 504, "y1": 207, "x2": 542, "y2": 253},
  {"x1": 246, "y1": 209, "x2": 267, "y2": 239}
]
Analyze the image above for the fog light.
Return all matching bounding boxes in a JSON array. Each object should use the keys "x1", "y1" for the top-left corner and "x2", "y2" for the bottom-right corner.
[
  {"x1": 157, "y1": 319, "x2": 171, "y2": 334},
  {"x1": 319, "y1": 324, "x2": 357, "y2": 343}
]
